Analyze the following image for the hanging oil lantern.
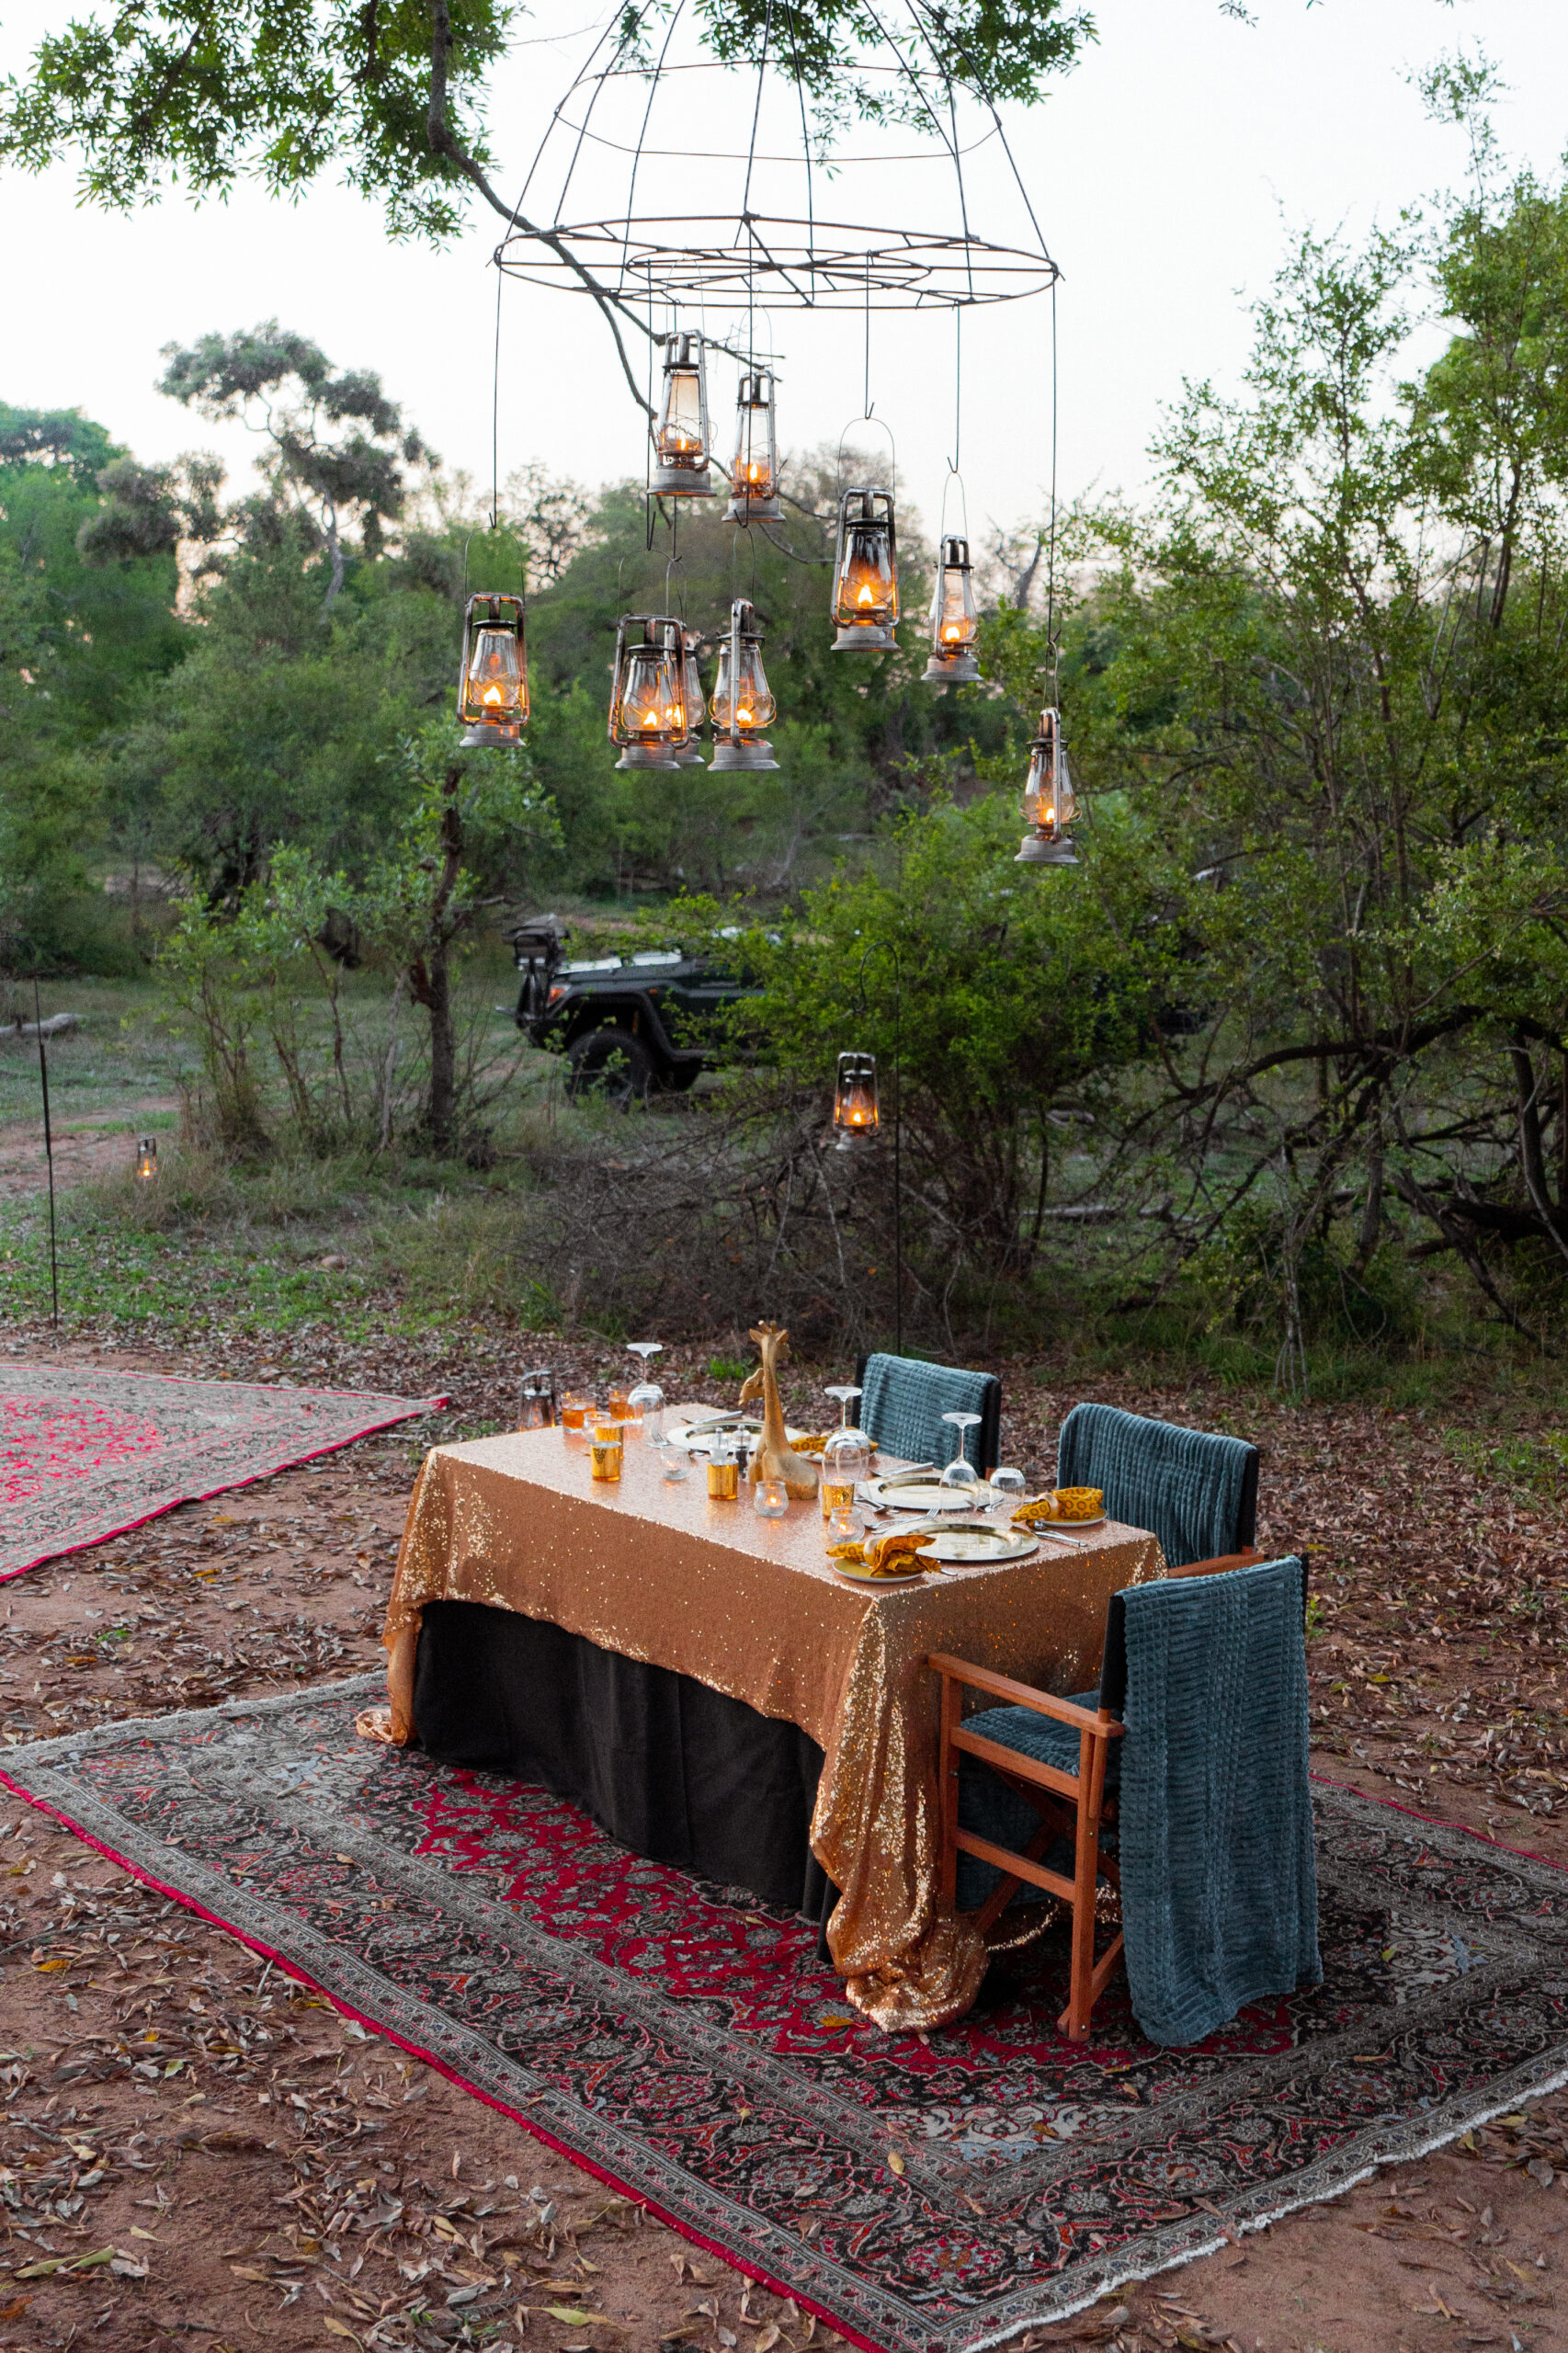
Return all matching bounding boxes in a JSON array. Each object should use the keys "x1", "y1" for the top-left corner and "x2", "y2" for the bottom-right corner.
[
  {"x1": 921, "y1": 536, "x2": 980, "y2": 686},
  {"x1": 710, "y1": 598, "x2": 779, "y2": 773},
  {"x1": 674, "y1": 629, "x2": 707, "y2": 767},
  {"x1": 724, "y1": 371, "x2": 782, "y2": 522},
  {"x1": 652, "y1": 333, "x2": 713, "y2": 497},
  {"x1": 1016, "y1": 706, "x2": 1081, "y2": 865},
  {"x1": 832, "y1": 1051, "x2": 880, "y2": 1151},
  {"x1": 609, "y1": 615, "x2": 689, "y2": 769},
  {"x1": 135, "y1": 1136, "x2": 158, "y2": 1181},
  {"x1": 457, "y1": 594, "x2": 528, "y2": 745},
  {"x1": 832, "y1": 488, "x2": 899, "y2": 651}
]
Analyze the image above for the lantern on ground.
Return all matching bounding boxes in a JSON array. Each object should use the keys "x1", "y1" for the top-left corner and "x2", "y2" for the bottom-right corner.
[
  {"x1": 832, "y1": 1051, "x2": 880, "y2": 1151},
  {"x1": 458, "y1": 594, "x2": 528, "y2": 745},
  {"x1": 832, "y1": 488, "x2": 899, "y2": 650},
  {"x1": 609, "y1": 615, "x2": 689, "y2": 769},
  {"x1": 724, "y1": 371, "x2": 782, "y2": 522},
  {"x1": 674, "y1": 630, "x2": 707, "y2": 767},
  {"x1": 135, "y1": 1136, "x2": 158, "y2": 1182},
  {"x1": 1016, "y1": 706, "x2": 1080, "y2": 865},
  {"x1": 710, "y1": 598, "x2": 779, "y2": 773},
  {"x1": 922, "y1": 536, "x2": 980, "y2": 686},
  {"x1": 652, "y1": 333, "x2": 713, "y2": 497}
]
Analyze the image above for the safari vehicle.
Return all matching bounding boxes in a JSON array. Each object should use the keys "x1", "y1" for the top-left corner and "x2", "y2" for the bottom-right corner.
[{"x1": 506, "y1": 915, "x2": 760, "y2": 1101}]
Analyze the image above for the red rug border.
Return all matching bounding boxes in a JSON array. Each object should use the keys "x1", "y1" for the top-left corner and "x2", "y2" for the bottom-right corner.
[
  {"x1": 0, "y1": 1766, "x2": 888, "y2": 2353},
  {"x1": 0, "y1": 1375, "x2": 449, "y2": 1584}
]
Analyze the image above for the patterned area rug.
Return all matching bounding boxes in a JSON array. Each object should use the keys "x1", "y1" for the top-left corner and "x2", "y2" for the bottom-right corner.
[
  {"x1": 0, "y1": 1365, "x2": 446, "y2": 1579},
  {"x1": 5, "y1": 1679, "x2": 1566, "y2": 2353}
]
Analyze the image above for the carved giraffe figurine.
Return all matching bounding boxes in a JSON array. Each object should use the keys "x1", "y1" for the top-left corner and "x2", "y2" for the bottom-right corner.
[{"x1": 737, "y1": 1322, "x2": 821, "y2": 1498}]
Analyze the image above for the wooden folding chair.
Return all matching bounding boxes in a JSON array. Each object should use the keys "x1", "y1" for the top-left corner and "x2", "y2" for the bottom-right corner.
[{"x1": 930, "y1": 1651, "x2": 1125, "y2": 2041}]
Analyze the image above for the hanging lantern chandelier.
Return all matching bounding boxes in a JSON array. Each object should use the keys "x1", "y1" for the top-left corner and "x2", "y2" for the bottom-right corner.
[
  {"x1": 832, "y1": 1051, "x2": 880, "y2": 1150},
  {"x1": 921, "y1": 535, "x2": 980, "y2": 686},
  {"x1": 1016, "y1": 706, "x2": 1080, "y2": 865},
  {"x1": 724, "y1": 370, "x2": 783, "y2": 522},
  {"x1": 652, "y1": 333, "x2": 714, "y2": 497},
  {"x1": 458, "y1": 594, "x2": 528, "y2": 745},
  {"x1": 609, "y1": 615, "x2": 690, "y2": 769},
  {"x1": 832, "y1": 488, "x2": 899, "y2": 651},
  {"x1": 674, "y1": 629, "x2": 708, "y2": 766},
  {"x1": 710, "y1": 597, "x2": 779, "y2": 772}
]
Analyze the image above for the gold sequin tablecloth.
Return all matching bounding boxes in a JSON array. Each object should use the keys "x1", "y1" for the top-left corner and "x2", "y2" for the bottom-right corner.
[{"x1": 379, "y1": 1423, "x2": 1163, "y2": 2033}]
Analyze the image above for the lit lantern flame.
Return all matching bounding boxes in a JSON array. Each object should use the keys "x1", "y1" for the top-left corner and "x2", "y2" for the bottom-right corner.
[
  {"x1": 1016, "y1": 707, "x2": 1081, "y2": 866},
  {"x1": 135, "y1": 1136, "x2": 158, "y2": 1182},
  {"x1": 710, "y1": 599, "x2": 780, "y2": 773},
  {"x1": 609, "y1": 616, "x2": 689, "y2": 768},
  {"x1": 653, "y1": 334, "x2": 713, "y2": 496},
  {"x1": 832, "y1": 489, "x2": 899, "y2": 648},
  {"x1": 922, "y1": 538, "x2": 980, "y2": 685},
  {"x1": 725, "y1": 371, "x2": 781, "y2": 521},
  {"x1": 458, "y1": 595, "x2": 528, "y2": 744},
  {"x1": 832, "y1": 1051, "x2": 880, "y2": 1151}
]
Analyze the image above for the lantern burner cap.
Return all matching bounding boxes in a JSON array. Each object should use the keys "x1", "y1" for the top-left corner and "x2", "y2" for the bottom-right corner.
[
  {"x1": 921, "y1": 649, "x2": 981, "y2": 686},
  {"x1": 710, "y1": 736, "x2": 780, "y2": 772},
  {"x1": 461, "y1": 720, "x2": 525, "y2": 748},
  {"x1": 723, "y1": 489, "x2": 784, "y2": 522},
  {"x1": 833, "y1": 620, "x2": 897, "y2": 652},
  {"x1": 1016, "y1": 833, "x2": 1080, "y2": 865},
  {"x1": 652, "y1": 461, "x2": 715, "y2": 496}
]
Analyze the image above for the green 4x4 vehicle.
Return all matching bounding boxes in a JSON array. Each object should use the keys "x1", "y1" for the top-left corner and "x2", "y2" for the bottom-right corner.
[{"x1": 506, "y1": 915, "x2": 761, "y2": 1102}]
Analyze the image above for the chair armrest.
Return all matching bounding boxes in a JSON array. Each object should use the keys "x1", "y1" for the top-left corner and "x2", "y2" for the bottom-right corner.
[
  {"x1": 927, "y1": 1653, "x2": 1123, "y2": 1736},
  {"x1": 1166, "y1": 1549, "x2": 1256, "y2": 1579}
]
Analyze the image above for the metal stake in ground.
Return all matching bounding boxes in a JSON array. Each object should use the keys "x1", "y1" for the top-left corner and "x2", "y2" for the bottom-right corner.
[{"x1": 32, "y1": 977, "x2": 59, "y2": 1329}]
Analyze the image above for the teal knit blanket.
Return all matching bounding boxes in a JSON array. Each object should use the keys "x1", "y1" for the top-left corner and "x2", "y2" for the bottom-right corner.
[
  {"x1": 859, "y1": 1354, "x2": 994, "y2": 1472},
  {"x1": 1056, "y1": 1402, "x2": 1255, "y2": 1567},
  {"x1": 1119, "y1": 1555, "x2": 1321, "y2": 2046}
]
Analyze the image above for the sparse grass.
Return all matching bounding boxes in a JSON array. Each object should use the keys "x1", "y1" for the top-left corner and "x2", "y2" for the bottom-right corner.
[{"x1": 1444, "y1": 1426, "x2": 1568, "y2": 1503}]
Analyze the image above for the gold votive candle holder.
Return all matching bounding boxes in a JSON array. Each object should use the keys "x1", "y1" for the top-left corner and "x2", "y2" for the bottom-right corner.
[{"x1": 590, "y1": 1421, "x2": 625, "y2": 1482}]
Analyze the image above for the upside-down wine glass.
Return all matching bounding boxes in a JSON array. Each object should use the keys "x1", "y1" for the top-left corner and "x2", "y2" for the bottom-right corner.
[
  {"x1": 938, "y1": 1410, "x2": 984, "y2": 1496},
  {"x1": 821, "y1": 1385, "x2": 870, "y2": 1520},
  {"x1": 989, "y1": 1465, "x2": 1025, "y2": 1523},
  {"x1": 627, "y1": 1340, "x2": 665, "y2": 1439}
]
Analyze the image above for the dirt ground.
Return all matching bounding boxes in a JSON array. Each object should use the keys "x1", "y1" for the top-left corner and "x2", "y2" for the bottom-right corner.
[{"x1": 0, "y1": 1320, "x2": 1564, "y2": 2353}]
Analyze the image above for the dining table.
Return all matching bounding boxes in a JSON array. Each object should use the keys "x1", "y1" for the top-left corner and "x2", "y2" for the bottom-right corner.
[{"x1": 369, "y1": 1412, "x2": 1165, "y2": 2034}]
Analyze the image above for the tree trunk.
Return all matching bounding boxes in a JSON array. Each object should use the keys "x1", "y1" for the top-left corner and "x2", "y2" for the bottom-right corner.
[
  {"x1": 426, "y1": 946, "x2": 456, "y2": 1151},
  {"x1": 407, "y1": 762, "x2": 465, "y2": 1154}
]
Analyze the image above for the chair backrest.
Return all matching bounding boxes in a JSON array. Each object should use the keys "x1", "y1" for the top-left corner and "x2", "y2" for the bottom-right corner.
[
  {"x1": 1055, "y1": 1402, "x2": 1258, "y2": 1568},
  {"x1": 854, "y1": 1353, "x2": 1001, "y2": 1474},
  {"x1": 1098, "y1": 1552, "x2": 1305, "y2": 1718}
]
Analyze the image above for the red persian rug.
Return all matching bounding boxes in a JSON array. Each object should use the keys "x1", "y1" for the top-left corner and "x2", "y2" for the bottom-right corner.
[
  {"x1": 5, "y1": 1678, "x2": 1565, "y2": 2353},
  {"x1": 0, "y1": 1365, "x2": 446, "y2": 1581}
]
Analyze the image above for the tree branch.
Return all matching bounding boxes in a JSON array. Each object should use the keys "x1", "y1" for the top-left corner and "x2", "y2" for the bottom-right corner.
[{"x1": 426, "y1": 0, "x2": 654, "y2": 421}]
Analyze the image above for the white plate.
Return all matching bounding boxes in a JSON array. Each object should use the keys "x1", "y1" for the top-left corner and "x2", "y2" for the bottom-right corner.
[
  {"x1": 916, "y1": 1524, "x2": 1040, "y2": 1564},
  {"x1": 862, "y1": 1475, "x2": 987, "y2": 1514}
]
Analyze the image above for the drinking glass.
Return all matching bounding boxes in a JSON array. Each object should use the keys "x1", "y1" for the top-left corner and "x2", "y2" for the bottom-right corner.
[
  {"x1": 517, "y1": 1370, "x2": 556, "y2": 1430},
  {"x1": 561, "y1": 1390, "x2": 595, "y2": 1448},
  {"x1": 938, "y1": 1410, "x2": 983, "y2": 1495},
  {"x1": 608, "y1": 1380, "x2": 633, "y2": 1422},
  {"x1": 821, "y1": 1383, "x2": 869, "y2": 1518},
  {"x1": 590, "y1": 1421, "x2": 625, "y2": 1483},
  {"x1": 626, "y1": 1340, "x2": 665, "y2": 1440},
  {"x1": 990, "y1": 1466, "x2": 1025, "y2": 1521}
]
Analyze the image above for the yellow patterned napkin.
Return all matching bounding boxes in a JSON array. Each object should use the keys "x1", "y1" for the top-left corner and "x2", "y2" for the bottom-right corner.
[{"x1": 1012, "y1": 1486, "x2": 1104, "y2": 1527}]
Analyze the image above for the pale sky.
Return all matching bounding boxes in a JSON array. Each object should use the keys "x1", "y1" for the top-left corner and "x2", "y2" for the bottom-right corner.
[{"x1": 2, "y1": 0, "x2": 1564, "y2": 552}]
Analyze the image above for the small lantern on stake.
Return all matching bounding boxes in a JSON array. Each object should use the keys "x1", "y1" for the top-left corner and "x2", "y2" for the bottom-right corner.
[
  {"x1": 457, "y1": 594, "x2": 528, "y2": 746},
  {"x1": 1016, "y1": 706, "x2": 1080, "y2": 865},
  {"x1": 652, "y1": 333, "x2": 713, "y2": 497},
  {"x1": 710, "y1": 598, "x2": 779, "y2": 773},
  {"x1": 832, "y1": 488, "x2": 899, "y2": 650},
  {"x1": 922, "y1": 536, "x2": 980, "y2": 686},
  {"x1": 609, "y1": 615, "x2": 689, "y2": 769},
  {"x1": 832, "y1": 1051, "x2": 880, "y2": 1151},
  {"x1": 135, "y1": 1136, "x2": 158, "y2": 1182},
  {"x1": 674, "y1": 630, "x2": 708, "y2": 767},
  {"x1": 724, "y1": 371, "x2": 782, "y2": 522}
]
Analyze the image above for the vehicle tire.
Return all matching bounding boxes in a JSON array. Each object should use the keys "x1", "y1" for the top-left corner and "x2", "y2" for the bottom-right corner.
[{"x1": 566, "y1": 1028, "x2": 657, "y2": 1107}]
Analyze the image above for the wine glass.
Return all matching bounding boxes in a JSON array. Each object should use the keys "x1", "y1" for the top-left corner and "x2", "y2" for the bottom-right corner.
[
  {"x1": 626, "y1": 1340, "x2": 665, "y2": 1439},
  {"x1": 938, "y1": 1410, "x2": 983, "y2": 1496},
  {"x1": 821, "y1": 1384, "x2": 869, "y2": 1518}
]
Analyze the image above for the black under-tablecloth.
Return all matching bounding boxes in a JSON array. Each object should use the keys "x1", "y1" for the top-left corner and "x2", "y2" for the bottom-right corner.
[{"x1": 413, "y1": 1599, "x2": 836, "y2": 1928}]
